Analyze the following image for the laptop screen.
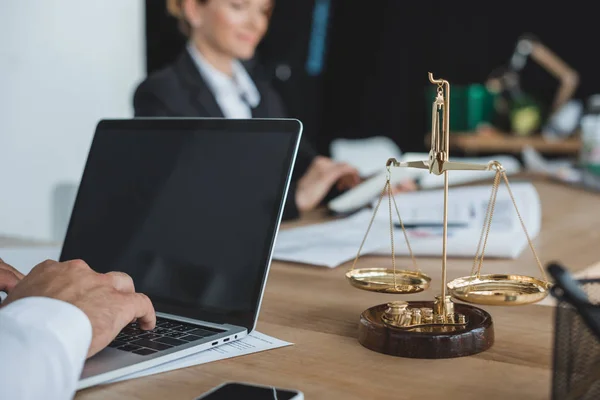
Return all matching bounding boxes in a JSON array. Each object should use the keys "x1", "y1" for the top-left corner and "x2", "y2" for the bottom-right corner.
[{"x1": 60, "y1": 118, "x2": 301, "y2": 331}]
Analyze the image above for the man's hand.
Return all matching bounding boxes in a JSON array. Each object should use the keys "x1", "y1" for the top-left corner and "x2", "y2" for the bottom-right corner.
[
  {"x1": 295, "y1": 156, "x2": 360, "y2": 213},
  {"x1": 2, "y1": 259, "x2": 156, "y2": 358},
  {"x1": 0, "y1": 258, "x2": 24, "y2": 295}
]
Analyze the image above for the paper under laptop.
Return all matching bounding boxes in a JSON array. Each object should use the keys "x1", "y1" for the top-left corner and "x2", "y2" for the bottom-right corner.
[
  {"x1": 0, "y1": 245, "x2": 293, "y2": 381},
  {"x1": 106, "y1": 331, "x2": 292, "y2": 384}
]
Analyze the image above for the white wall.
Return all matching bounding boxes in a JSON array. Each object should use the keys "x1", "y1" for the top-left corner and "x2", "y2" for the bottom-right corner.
[{"x1": 0, "y1": 0, "x2": 145, "y2": 241}]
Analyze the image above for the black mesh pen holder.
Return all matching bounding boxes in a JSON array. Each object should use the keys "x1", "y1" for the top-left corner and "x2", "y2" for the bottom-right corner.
[{"x1": 551, "y1": 278, "x2": 600, "y2": 400}]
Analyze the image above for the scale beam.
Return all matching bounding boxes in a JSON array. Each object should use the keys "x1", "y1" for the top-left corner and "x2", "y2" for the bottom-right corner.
[{"x1": 387, "y1": 158, "x2": 505, "y2": 175}]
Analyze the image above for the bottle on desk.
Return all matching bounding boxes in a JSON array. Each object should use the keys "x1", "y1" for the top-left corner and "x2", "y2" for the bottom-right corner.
[{"x1": 580, "y1": 94, "x2": 600, "y2": 190}]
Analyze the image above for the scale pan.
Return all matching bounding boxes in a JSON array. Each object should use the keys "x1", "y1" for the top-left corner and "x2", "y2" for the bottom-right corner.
[
  {"x1": 447, "y1": 274, "x2": 551, "y2": 306},
  {"x1": 346, "y1": 268, "x2": 431, "y2": 294}
]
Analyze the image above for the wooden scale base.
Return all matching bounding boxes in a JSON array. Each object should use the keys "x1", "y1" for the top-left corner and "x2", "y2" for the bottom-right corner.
[{"x1": 358, "y1": 301, "x2": 494, "y2": 359}]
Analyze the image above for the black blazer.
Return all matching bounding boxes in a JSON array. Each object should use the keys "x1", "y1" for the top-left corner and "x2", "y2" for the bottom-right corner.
[{"x1": 132, "y1": 49, "x2": 318, "y2": 220}]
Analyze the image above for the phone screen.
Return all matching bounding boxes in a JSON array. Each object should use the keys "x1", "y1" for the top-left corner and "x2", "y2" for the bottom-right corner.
[{"x1": 198, "y1": 383, "x2": 299, "y2": 400}]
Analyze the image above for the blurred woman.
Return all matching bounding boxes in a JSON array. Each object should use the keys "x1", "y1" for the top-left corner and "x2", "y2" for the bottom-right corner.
[{"x1": 133, "y1": 0, "x2": 360, "y2": 220}]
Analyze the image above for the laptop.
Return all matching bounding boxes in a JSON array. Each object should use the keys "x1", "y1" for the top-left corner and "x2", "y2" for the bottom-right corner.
[{"x1": 59, "y1": 118, "x2": 302, "y2": 389}]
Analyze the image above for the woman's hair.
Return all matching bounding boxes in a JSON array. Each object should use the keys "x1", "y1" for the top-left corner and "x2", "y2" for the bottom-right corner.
[
  {"x1": 167, "y1": 0, "x2": 204, "y2": 37},
  {"x1": 166, "y1": 0, "x2": 273, "y2": 37}
]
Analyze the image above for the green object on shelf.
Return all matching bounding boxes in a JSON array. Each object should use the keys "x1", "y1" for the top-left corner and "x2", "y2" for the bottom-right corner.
[
  {"x1": 425, "y1": 84, "x2": 496, "y2": 134},
  {"x1": 467, "y1": 84, "x2": 496, "y2": 131}
]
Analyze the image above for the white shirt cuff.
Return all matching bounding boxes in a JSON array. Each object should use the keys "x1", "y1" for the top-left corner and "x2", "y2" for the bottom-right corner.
[{"x1": 1, "y1": 297, "x2": 92, "y2": 373}]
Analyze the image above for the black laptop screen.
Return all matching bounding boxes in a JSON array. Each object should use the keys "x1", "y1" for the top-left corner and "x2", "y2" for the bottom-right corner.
[{"x1": 60, "y1": 119, "x2": 300, "y2": 331}]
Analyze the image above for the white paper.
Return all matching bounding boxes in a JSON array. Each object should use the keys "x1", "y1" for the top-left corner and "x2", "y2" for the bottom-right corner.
[
  {"x1": 273, "y1": 209, "x2": 390, "y2": 268},
  {"x1": 380, "y1": 191, "x2": 472, "y2": 226},
  {"x1": 330, "y1": 136, "x2": 402, "y2": 177},
  {"x1": 106, "y1": 331, "x2": 292, "y2": 384},
  {"x1": 371, "y1": 182, "x2": 541, "y2": 259},
  {"x1": 276, "y1": 182, "x2": 541, "y2": 268}
]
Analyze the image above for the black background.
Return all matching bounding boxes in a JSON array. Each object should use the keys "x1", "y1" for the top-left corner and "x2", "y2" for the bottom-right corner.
[{"x1": 144, "y1": 1, "x2": 599, "y2": 155}]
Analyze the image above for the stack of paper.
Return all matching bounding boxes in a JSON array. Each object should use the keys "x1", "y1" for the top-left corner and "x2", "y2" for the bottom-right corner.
[
  {"x1": 273, "y1": 209, "x2": 390, "y2": 268},
  {"x1": 273, "y1": 182, "x2": 541, "y2": 268},
  {"x1": 370, "y1": 181, "x2": 541, "y2": 259}
]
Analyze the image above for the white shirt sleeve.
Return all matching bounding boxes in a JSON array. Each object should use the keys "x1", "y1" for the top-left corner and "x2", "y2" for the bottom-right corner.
[{"x1": 0, "y1": 297, "x2": 92, "y2": 400}]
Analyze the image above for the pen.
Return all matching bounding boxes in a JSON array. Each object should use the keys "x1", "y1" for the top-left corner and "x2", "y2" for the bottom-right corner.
[{"x1": 394, "y1": 222, "x2": 469, "y2": 229}]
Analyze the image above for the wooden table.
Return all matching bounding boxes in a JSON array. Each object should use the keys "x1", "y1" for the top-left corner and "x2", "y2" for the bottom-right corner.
[
  {"x1": 3, "y1": 180, "x2": 600, "y2": 399},
  {"x1": 424, "y1": 130, "x2": 581, "y2": 156}
]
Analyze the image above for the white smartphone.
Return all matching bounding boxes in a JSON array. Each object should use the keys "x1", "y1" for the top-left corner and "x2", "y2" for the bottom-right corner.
[{"x1": 195, "y1": 382, "x2": 304, "y2": 400}]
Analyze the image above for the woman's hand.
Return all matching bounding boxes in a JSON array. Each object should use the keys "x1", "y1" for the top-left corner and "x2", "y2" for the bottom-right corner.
[{"x1": 295, "y1": 156, "x2": 360, "y2": 212}]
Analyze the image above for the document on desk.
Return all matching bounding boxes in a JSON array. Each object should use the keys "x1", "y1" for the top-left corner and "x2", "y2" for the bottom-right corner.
[
  {"x1": 106, "y1": 331, "x2": 292, "y2": 384},
  {"x1": 370, "y1": 182, "x2": 542, "y2": 259},
  {"x1": 273, "y1": 209, "x2": 391, "y2": 268},
  {"x1": 273, "y1": 182, "x2": 541, "y2": 268}
]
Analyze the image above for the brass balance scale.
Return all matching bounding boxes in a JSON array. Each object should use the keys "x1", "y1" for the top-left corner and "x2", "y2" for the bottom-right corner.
[{"x1": 345, "y1": 73, "x2": 551, "y2": 359}]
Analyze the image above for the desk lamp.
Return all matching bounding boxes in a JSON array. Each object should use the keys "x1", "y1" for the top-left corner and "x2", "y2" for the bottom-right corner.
[{"x1": 486, "y1": 34, "x2": 579, "y2": 136}]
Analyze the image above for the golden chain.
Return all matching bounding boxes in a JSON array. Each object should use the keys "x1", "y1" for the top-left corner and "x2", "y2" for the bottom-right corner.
[
  {"x1": 469, "y1": 168, "x2": 547, "y2": 282},
  {"x1": 387, "y1": 178, "x2": 397, "y2": 288},
  {"x1": 350, "y1": 177, "x2": 389, "y2": 271},
  {"x1": 501, "y1": 172, "x2": 547, "y2": 282},
  {"x1": 471, "y1": 170, "x2": 502, "y2": 278},
  {"x1": 391, "y1": 192, "x2": 419, "y2": 272},
  {"x1": 350, "y1": 168, "x2": 419, "y2": 291}
]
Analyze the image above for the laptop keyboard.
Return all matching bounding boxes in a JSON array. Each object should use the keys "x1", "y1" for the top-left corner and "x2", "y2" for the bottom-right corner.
[{"x1": 108, "y1": 317, "x2": 221, "y2": 356}]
